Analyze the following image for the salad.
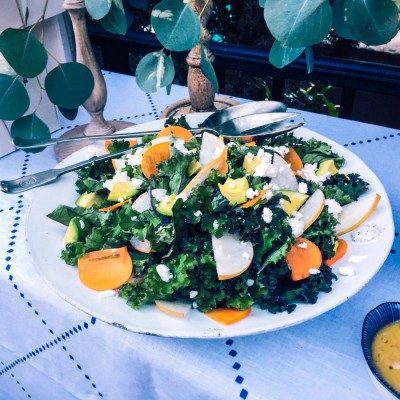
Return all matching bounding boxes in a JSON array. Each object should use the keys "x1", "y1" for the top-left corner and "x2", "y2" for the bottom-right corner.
[{"x1": 47, "y1": 117, "x2": 378, "y2": 323}]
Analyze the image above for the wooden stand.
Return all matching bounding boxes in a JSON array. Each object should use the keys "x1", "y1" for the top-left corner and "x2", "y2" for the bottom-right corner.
[
  {"x1": 160, "y1": 0, "x2": 239, "y2": 119},
  {"x1": 55, "y1": 0, "x2": 133, "y2": 161}
]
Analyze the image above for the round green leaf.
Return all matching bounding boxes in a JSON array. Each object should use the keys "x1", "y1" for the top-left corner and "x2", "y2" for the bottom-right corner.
[
  {"x1": 200, "y1": 45, "x2": 219, "y2": 93},
  {"x1": 0, "y1": 74, "x2": 29, "y2": 120},
  {"x1": 135, "y1": 50, "x2": 175, "y2": 93},
  {"x1": 269, "y1": 40, "x2": 305, "y2": 69},
  {"x1": 85, "y1": 0, "x2": 112, "y2": 20},
  {"x1": 332, "y1": 0, "x2": 356, "y2": 40},
  {"x1": 58, "y1": 106, "x2": 79, "y2": 121},
  {"x1": 342, "y1": 0, "x2": 400, "y2": 45},
  {"x1": 264, "y1": 0, "x2": 332, "y2": 48},
  {"x1": 0, "y1": 28, "x2": 48, "y2": 78},
  {"x1": 100, "y1": 0, "x2": 127, "y2": 35},
  {"x1": 44, "y1": 62, "x2": 94, "y2": 109},
  {"x1": 151, "y1": 0, "x2": 201, "y2": 51},
  {"x1": 11, "y1": 113, "x2": 50, "y2": 153}
]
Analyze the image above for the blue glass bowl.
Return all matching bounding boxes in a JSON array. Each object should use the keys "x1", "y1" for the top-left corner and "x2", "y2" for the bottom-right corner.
[{"x1": 362, "y1": 302, "x2": 400, "y2": 399}]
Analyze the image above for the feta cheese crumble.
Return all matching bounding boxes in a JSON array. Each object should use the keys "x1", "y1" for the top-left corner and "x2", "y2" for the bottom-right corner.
[
  {"x1": 173, "y1": 139, "x2": 190, "y2": 155},
  {"x1": 325, "y1": 198, "x2": 342, "y2": 218},
  {"x1": 297, "y1": 242, "x2": 308, "y2": 249},
  {"x1": 339, "y1": 266, "x2": 355, "y2": 276},
  {"x1": 246, "y1": 279, "x2": 254, "y2": 287},
  {"x1": 131, "y1": 178, "x2": 143, "y2": 189},
  {"x1": 245, "y1": 188, "x2": 259, "y2": 199},
  {"x1": 298, "y1": 182, "x2": 308, "y2": 194},
  {"x1": 97, "y1": 289, "x2": 117, "y2": 298},
  {"x1": 288, "y1": 212, "x2": 304, "y2": 238},
  {"x1": 213, "y1": 220, "x2": 219, "y2": 229},
  {"x1": 189, "y1": 290, "x2": 198, "y2": 299},
  {"x1": 308, "y1": 268, "x2": 320, "y2": 275},
  {"x1": 298, "y1": 163, "x2": 330, "y2": 184},
  {"x1": 103, "y1": 170, "x2": 130, "y2": 190},
  {"x1": 262, "y1": 207, "x2": 273, "y2": 224},
  {"x1": 156, "y1": 264, "x2": 173, "y2": 282},
  {"x1": 194, "y1": 210, "x2": 203, "y2": 217}
]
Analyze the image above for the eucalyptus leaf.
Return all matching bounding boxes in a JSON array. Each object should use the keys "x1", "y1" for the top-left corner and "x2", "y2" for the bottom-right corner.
[
  {"x1": 85, "y1": 0, "x2": 112, "y2": 20},
  {"x1": 0, "y1": 74, "x2": 29, "y2": 120},
  {"x1": 258, "y1": 0, "x2": 266, "y2": 7},
  {"x1": 151, "y1": 0, "x2": 201, "y2": 51},
  {"x1": 44, "y1": 62, "x2": 94, "y2": 109},
  {"x1": 269, "y1": 40, "x2": 305, "y2": 69},
  {"x1": 0, "y1": 28, "x2": 48, "y2": 78},
  {"x1": 10, "y1": 113, "x2": 50, "y2": 153},
  {"x1": 264, "y1": 0, "x2": 332, "y2": 48},
  {"x1": 342, "y1": 0, "x2": 400, "y2": 45},
  {"x1": 305, "y1": 47, "x2": 314, "y2": 74},
  {"x1": 332, "y1": 0, "x2": 356, "y2": 40},
  {"x1": 100, "y1": 0, "x2": 127, "y2": 35},
  {"x1": 58, "y1": 106, "x2": 79, "y2": 121},
  {"x1": 135, "y1": 50, "x2": 175, "y2": 93},
  {"x1": 166, "y1": 83, "x2": 172, "y2": 95},
  {"x1": 200, "y1": 45, "x2": 219, "y2": 93}
]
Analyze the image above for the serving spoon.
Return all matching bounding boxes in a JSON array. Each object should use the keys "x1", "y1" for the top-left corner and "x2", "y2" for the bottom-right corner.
[{"x1": 12, "y1": 111, "x2": 300, "y2": 150}]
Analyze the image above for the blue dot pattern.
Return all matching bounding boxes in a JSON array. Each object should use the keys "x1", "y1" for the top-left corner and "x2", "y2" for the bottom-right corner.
[{"x1": 226, "y1": 339, "x2": 249, "y2": 398}]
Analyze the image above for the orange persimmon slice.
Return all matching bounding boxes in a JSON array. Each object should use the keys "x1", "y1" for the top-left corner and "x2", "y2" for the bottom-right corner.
[
  {"x1": 285, "y1": 237, "x2": 322, "y2": 281},
  {"x1": 284, "y1": 146, "x2": 303, "y2": 174},
  {"x1": 324, "y1": 239, "x2": 348, "y2": 267},
  {"x1": 98, "y1": 199, "x2": 132, "y2": 212},
  {"x1": 141, "y1": 141, "x2": 170, "y2": 179},
  {"x1": 218, "y1": 146, "x2": 229, "y2": 175},
  {"x1": 240, "y1": 189, "x2": 269, "y2": 209},
  {"x1": 244, "y1": 141, "x2": 257, "y2": 147},
  {"x1": 104, "y1": 139, "x2": 138, "y2": 153},
  {"x1": 156, "y1": 125, "x2": 193, "y2": 142},
  {"x1": 205, "y1": 307, "x2": 251, "y2": 325},
  {"x1": 78, "y1": 247, "x2": 133, "y2": 291}
]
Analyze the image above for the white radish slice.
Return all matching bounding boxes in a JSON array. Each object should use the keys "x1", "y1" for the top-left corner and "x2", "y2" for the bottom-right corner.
[
  {"x1": 212, "y1": 233, "x2": 253, "y2": 280},
  {"x1": 155, "y1": 300, "x2": 192, "y2": 317},
  {"x1": 130, "y1": 188, "x2": 167, "y2": 252},
  {"x1": 298, "y1": 189, "x2": 325, "y2": 231},
  {"x1": 269, "y1": 154, "x2": 298, "y2": 191},
  {"x1": 335, "y1": 193, "x2": 381, "y2": 236},
  {"x1": 199, "y1": 131, "x2": 225, "y2": 168}
]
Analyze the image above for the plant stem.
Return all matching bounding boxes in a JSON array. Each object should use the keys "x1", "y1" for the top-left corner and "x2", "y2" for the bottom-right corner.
[
  {"x1": 199, "y1": 0, "x2": 211, "y2": 19},
  {"x1": 34, "y1": 77, "x2": 43, "y2": 114},
  {"x1": 46, "y1": 49, "x2": 61, "y2": 65},
  {"x1": 29, "y1": 0, "x2": 49, "y2": 34}
]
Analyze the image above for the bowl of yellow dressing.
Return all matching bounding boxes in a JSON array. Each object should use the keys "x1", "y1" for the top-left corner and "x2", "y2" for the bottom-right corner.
[{"x1": 362, "y1": 302, "x2": 400, "y2": 399}]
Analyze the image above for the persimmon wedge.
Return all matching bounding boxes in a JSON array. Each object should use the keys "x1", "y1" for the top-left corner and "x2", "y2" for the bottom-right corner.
[
  {"x1": 156, "y1": 125, "x2": 193, "y2": 141},
  {"x1": 205, "y1": 307, "x2": 251, "y2": 325},
  {"x1": 325, "y1": 239, "x2": 348, "y2": 267},
  {"x1": 285, "y1": 237, "x2": 322, "y2": 281},
  {"x1": 98, "y1": 199, "x2": 131, "y2": 212},
  {"x1": 141, "y1": 141, "x2": 170, "y2": 179},
  {"x1": 78, "y1": 247, "x2": 133, "y2": 291},
  {"x1": 240, "y1": 189, "x2": 269, "y2": 209}
]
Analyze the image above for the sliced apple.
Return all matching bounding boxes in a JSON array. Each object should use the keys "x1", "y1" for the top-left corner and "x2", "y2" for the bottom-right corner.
[
  {"x1": 335, "y1": 193, "x2": 381, "y2": 236},
  {"x1": 199, "y1": 131, "x2": 225, "y2": 168},
  {"x1": 212, "y1": 233, "x2": 253, "y2": 280},
  {"x1": 130, "y1": 188, "x2": 167, "y2": 252},
  {"x1": 182, "y1": 157, "x2": 222, "y2": 196},
  {"x1": 269, "y1": 154, "x2": 298, "y2": 191},
  {"x1": 155, "y1": 300, "x2": 192, "y2": 317},
  {"x1": 298, "y1": 189, "x2": 325, "y2": 230}
]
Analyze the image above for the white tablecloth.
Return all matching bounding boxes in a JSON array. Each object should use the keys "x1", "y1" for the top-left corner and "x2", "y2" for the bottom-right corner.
[{"x1": 0, "y1": 72, "x2": 399, "y2": 400}]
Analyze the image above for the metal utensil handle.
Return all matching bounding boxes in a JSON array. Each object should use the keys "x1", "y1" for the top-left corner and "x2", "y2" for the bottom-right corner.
[
  {"x1": 13, "y1": 128, "x2": 210, "y2": 149},
  {"x1": 0, "y1": 146, "x2": 138, "y2": 194}
]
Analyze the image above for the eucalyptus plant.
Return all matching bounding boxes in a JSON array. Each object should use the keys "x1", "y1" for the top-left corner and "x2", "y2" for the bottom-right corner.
[{"x1": 0, "y1": 0, "x2": 399, "y2": 149}]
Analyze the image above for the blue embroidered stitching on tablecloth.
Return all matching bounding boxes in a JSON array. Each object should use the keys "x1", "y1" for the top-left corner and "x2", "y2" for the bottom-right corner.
[
  {"x1": 226, "y1": 339, "x2": 249, "y2": 399},
  {"x1": 343, "y1": 131, "x2": 400, "y2": 147}
]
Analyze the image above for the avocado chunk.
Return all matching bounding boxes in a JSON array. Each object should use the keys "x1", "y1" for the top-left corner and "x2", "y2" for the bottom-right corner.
[
  {"x1": 107, "y1": 181, "x2": 138, "y2": 202},
  {"x1": 156, "y1": 194, "x2": 177, "y2": 216},
  {"x1": 187, "y1": 160, "x2": 201, "y2": 177},
  {"x1": 75, "y1": 192, "x2": 103, "y2": 208},
  {"x1": 276, "y1": 190, "x2": 309, "y2": 216},
  {"x1": 218, "y1": 177, "x2": 249, "y2": 205},
  {"x1": 63, "y1": 217, "x2": 89, "y2": 245},
  {"x1": 316, "y1": 159, "x2": 338, "y2": 177}
]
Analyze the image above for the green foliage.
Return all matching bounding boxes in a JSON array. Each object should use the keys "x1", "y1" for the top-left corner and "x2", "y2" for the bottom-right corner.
[
  {"x1": 0, "y1": 74, "x2": 29, "y2": 120},
  {"x1": 151, "y1": 0, "x2": 201, "y2": 51},
  {"x1": 100, "y1": 0, "x2": 128, "y2": 35},
  {"x1": 135, "y1": 50, "x2": 175, "y2": 92},
  {"x1": 269, "y1": 40, "x2": 305, "y2": 69},
  {"x1": 85, "y1": 0, "x2": 112, "y2": 20},
  {"x1": 10, "y1": 114, "x2": 50, "y2": 153},
  {"x1": 0, "y1": 29, "x2": 47, "y2": 78},
  {"x1": 44, "y1": 63, "x2": 94, "y2": 109}
]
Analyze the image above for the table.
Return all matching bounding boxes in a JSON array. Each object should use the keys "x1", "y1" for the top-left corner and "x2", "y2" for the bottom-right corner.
[{"x1": 0, "y1": 72, "x2": 399, "y2": 400}]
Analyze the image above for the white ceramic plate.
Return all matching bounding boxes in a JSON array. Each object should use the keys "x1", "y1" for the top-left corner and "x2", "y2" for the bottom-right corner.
[{"x1": 27, "y1": 113, "x2": 394, "y2": 338}]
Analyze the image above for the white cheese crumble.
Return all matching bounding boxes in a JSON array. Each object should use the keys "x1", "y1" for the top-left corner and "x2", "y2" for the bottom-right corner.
[
  {"x1": 173, "y1": 139, "x2": 190, "y2": 155},
  {"x1": 339, "y1": 266, "x2": 355, "y2": 276},
  {"x1": 298, "y1": 163, "x2": 330, "y2": 184},
  {"x1": 156, "y1": 264, "x2": 173, "y2": 282},
  {"x1": 192, "y1": 302, "x2": 198, "y2": 309},
  {"x1": 127, "y1": 147, "x2": 145, "y2": 166},
  {"x1": 242, "y1": 252, "x2": 251, "y2": 260},
  {"x1": 213, "y1": 220, "x2": 219, "y2": 229},
  {"x1": 131, "y1": 178, "x2": 143, "y2": 189},
  {"x1": 160, "y1": 195, "x2": 171, "y2": 203},
  {"x1": 297, "y1": 242, "x2": 308, "y2": 249},
  {"x1": 241, "y1": 240, "x2": 248, "y2": 246},
  {"x1": 288, "y1": 213, "x2": 305, "y2": 238},
  {"x1": 298, "y1": 182, "x2": 308, "y2": 194},
  {"x1": 176, "y1": 192, "x2": 188, "y2": 202},
  {"x1": 103, "y1": 170, "x2": 130, "y2": 190},
  {"x1": 246, "y1": 279, "x2": 254, "y2": 287},
  {"x1": 325, "y1": 198, "x2": 343, "y2": 218},
  {"x1": 245, "y1": 188, "x2": 259, "y2": 199},
  {"x1": 79, "y1": 220, "x2": 85, "y2": 229},
  {"x1": 118, "y1": 197, "x2": 125, "y2": 202},
  {"x1": 262, "y1": 207, "x2": 273, "y2": 224},
  {"x1": 194, "y1": 210, "x2": 203, "y2": 217},
  {"x1": 97, "y1": 289, "x2": 117, "y2": 298},
  {"x1": 254, "y1": 162, "x2": 277, "y2": 178},
  {"x1": 264, "y1": 145, "x2": 289, "y2": 157},
  {"x1": 189, "y1": 290, "x2": 198, "y2": 299},
  {"x1": 308, "y1": 268, "x2": 320, "y2": 275}
]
